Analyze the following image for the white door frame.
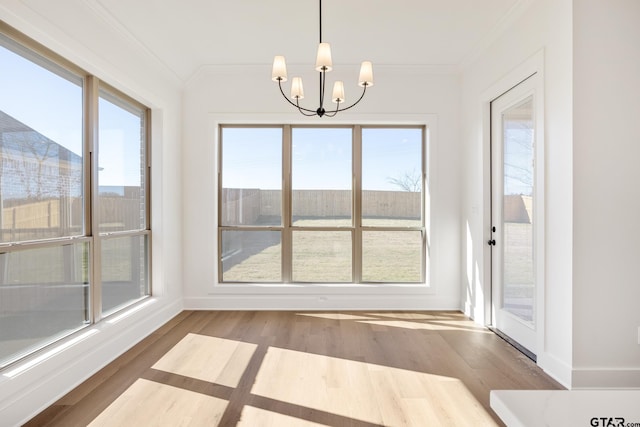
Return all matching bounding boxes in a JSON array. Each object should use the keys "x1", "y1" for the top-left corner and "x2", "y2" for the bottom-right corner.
[{"x1": 481, "y1": 50, "x2": 545, "y2": 360}]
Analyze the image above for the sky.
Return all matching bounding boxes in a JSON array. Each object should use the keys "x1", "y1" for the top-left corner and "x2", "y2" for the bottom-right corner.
[
  {"x1": 221, "y1": 127, "x2": 423, "y2": 192},
  {"x1": 0, "y1": 41, "x2": 143, "y2": 187},
  {"x1": 503, "y1": 123, "x2": 534, "y2": 196}
]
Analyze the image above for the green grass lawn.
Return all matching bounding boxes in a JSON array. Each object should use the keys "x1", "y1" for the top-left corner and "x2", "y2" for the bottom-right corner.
[{"x1": 222, "y1": 219, "x2": 423, "y2": 283}]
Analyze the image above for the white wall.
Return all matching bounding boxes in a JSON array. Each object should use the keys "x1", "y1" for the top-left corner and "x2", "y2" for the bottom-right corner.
[
  {"x1": 460, "y1": 0, "x2": 574, "y2": 386},
  {"x1": 0, "y1": 1, "x2": 184, "y2": 425},
  {"x1": 182, "y1": 64, "x2": 463, "y2": 310},
  {"x1": 572, "y1": 0, "x2": 640, "y2": 388}
]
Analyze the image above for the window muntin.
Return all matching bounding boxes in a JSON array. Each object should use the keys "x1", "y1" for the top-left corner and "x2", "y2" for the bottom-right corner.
[
  {"x1": 0, "y1": 27, "x2": 151, "y2": 369},
  {"x1": 219, "y1": 125, "x2": 425, "y2": 284}
]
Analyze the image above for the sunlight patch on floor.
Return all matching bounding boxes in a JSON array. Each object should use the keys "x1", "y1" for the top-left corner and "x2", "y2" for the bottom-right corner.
[
  {"x1": 238, "y1": 406, "x2": 329, "y2": 426},
  {"x1": 251, "y1": 346, "x2": 498, "y2": 426},
  {"x1": 88, "y1": 378, "x2": 228, "y2": 426},
  {"x1": 151, "y1": 333, "x2": 256, "y2": 386}
]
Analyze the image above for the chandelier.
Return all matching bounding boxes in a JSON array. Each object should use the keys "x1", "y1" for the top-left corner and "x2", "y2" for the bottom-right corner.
[{"x1": 271, "y1": 0, "x2": 374, "y2": 117}]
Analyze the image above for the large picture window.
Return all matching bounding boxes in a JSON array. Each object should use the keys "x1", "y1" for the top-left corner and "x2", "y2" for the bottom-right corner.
[
  {"x1": 0, "y1": 26, "x2": 150, "y2": 369},
  {"x1": 218, "y1": 125, "x2": 425, "y2": 284}
]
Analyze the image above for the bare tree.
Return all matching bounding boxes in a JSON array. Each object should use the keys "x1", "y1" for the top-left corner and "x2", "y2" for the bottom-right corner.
[{"x1": 387, "y1": 168, "x2": 421, "y2": 192}]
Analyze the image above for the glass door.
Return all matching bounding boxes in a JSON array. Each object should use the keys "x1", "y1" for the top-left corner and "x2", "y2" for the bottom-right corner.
[{"x1": 490, "y1": 75, "x2": 539, "y2": 356}]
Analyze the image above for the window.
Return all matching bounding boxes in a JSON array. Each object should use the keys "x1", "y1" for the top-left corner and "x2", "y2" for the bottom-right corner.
[
  {"x1": 0, "y1": 26, "x2": 150, "y2": 369},
  {"x1": 220, "y1": 127, "x2": 282, "y2": 282},
  {"x1": 291, "y1": 127, "x2": 353, "y2": 282},
  {"x1": 98, "y1": 88, "x2": 150, "y2": 316},
  {"x1": 0, "y1": 35, "x2": 84, "y2": 243},
  {"x1": 361, "y1": 128, "x2": 424, "y2": 282},
  {"x1": 218, "y1": 125, "x2": 425, "y2": 284}
]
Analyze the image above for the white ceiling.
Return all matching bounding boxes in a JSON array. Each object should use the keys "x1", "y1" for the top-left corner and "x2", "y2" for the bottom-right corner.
[{"x1": 90, "y1": 0, "x2": 523, "y2": 82}]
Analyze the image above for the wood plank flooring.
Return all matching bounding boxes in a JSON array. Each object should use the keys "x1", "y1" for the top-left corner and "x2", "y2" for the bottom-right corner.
[{"x1": 24, "y1": 311, "x2": 563, "y2": 426}]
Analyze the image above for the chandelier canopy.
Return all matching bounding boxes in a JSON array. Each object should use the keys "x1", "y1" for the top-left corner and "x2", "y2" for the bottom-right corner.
[{"x1": 271, "y1": 0, "x2": 374, "y2": 117}]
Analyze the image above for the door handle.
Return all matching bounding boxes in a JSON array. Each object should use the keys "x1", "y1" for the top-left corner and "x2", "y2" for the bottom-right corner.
[{"x1": 487, "y1": 239, "x2": 496, "y2": 246}]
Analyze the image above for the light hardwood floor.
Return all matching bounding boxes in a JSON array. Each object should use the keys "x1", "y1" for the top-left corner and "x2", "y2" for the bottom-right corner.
[{"x1": 24, "y1": 311, "x2": 563, "y2": 426}]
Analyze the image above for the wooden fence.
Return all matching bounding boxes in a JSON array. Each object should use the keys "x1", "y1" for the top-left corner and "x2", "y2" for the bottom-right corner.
[
  {"x1": 1, "y1": 190, "x2": 144, "y2": 242},
  {"x1": 221, "y1": 188, "x2": 421, "y2": 225}
]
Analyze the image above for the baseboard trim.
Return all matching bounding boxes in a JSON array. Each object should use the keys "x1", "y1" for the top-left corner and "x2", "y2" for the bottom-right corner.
[
  {"x1": 184, "y1": 294, "x2": 460, "y2": 311},
  {"x1": 572, "y1": 368, "x2": 640, "y2": 389}
]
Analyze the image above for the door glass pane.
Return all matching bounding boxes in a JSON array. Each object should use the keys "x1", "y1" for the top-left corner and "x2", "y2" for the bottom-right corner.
[
  {"x1": 362, "y1": 230, "x2": 422, "y2": 282},
  {"x1": 102, "y1": 234, "x2": 149, "y2": 316},
  {"x1": 292, "y1": 128, "x2": 352, "y2": 227},
  {"x1": 98, "y1": 90, "x2": 146, "y2": 233},
  {"x1": 221, "y1": 230, "x2": 281, "y2": 282},
  {"x1": 0, "y1": 242, "x2": 89, "y2": 368},
  {"x1": 502, "y1": 97, "x2": 534, "y2": 323},
  {"x1": 0, "y1": 38, "x2": 84, "y2": 243},
  {"x1": 362, "y1": 128, "x2": 422, "y2": 227},
  {"x1": 221, "y1": 128, "x2": 282, "y2": 226},
  {"x1": 292, "y1": 230, "x2": 351, "y2": 282}
]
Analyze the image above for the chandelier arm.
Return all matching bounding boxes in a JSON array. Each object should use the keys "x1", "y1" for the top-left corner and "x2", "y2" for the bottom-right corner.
[
  {"x1": 335, "y1": 84, "x2": 368, "y2": 113},
  {"x1": 296, "y1": 98, "x2": 318, "y2": 117},
  {"x1": 277, "y1": 78, "x2": 317, "y2": 114},
  {"x1": 323, "y1": 101, "x2": 341, "y2": 118}
]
